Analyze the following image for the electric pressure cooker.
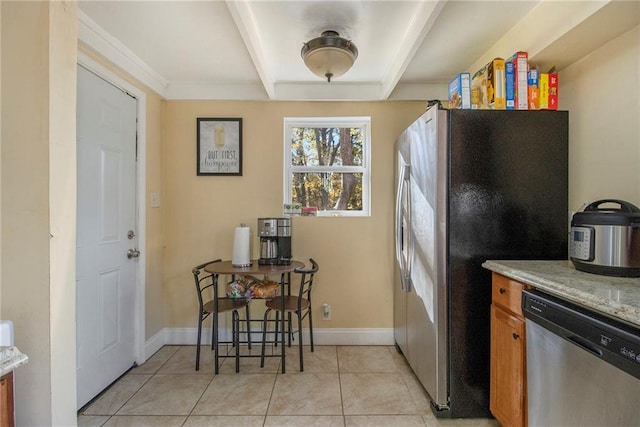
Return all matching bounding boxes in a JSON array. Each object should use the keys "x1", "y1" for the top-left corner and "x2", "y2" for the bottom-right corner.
[{"x1": 570, "y1": 199, "x2": 640, "y2": 277}]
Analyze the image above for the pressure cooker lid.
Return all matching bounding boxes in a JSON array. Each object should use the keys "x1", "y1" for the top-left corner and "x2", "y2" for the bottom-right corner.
[{"x1": 572, "y1": 199, "x2": 640, "y2": 226}]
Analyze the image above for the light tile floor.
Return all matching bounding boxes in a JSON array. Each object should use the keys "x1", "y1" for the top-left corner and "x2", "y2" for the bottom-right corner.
[{"x1": 77, "y1": 345, "x2": 498, "y2": 427}]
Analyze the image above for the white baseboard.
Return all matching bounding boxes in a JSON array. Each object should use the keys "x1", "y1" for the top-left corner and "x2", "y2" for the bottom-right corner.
[
  {"x1": 146, "y1": 327, "x2": 395, "y2": 351},
  {"x1": 312, "y1": 328, "x2": 395, "y2": 345},
  {"x1": 143, "y1": 329, "x2": 165, "y2": 361}
]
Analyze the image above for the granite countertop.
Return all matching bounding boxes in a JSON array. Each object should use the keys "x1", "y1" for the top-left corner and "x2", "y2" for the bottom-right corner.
[
  {"x1": 482, "y1": 260, "x2": 640, "y2": 328},
  {"x1": 0, "y1": 346, "x2": 28, "y2": 377}
]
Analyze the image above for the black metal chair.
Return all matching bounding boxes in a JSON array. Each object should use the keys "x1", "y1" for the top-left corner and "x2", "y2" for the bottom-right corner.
[
  {"x1": 192, "y1": 260, "x2": 251, "y2": 372},
  {"x1": 260, "y1": 258, "x2": 319, "y2": 371}
]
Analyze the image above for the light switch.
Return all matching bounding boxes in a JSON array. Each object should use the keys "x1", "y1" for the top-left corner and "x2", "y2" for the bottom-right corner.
[{"x1": 151, "y1": 192, "x2": 161, "y2": 208}]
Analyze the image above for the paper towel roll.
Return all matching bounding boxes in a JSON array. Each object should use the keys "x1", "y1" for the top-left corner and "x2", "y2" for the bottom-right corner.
[{"x1": 232, "y1": 225, "x2": 251, "y2": 267}]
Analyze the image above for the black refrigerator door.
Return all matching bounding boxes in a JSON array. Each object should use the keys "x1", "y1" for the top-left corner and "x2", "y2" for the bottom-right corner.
[{"x1": 445, "y1": 109, "x2": 568, "y2": 417}]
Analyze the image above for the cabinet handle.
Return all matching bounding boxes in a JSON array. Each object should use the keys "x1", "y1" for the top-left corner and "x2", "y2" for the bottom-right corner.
[
  {"x1": 512, "y1": 333, "x2": 520, "y2": 340},
  {"x1": 499, "y1": 288, "x2": 506, "y2": 294}
]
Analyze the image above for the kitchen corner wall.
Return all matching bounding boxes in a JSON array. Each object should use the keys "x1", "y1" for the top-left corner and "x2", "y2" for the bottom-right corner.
[
  {"x1": 562, "y1": 25, "x2": 640, "y2": 211},
  {"x1": 162, "y1": 101, "x2": 424, "y2": 333}
]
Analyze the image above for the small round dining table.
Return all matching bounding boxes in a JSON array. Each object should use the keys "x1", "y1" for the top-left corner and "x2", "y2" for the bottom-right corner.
[{"x1": 204, "y1": 259, "x2": 305, "y2": 373}]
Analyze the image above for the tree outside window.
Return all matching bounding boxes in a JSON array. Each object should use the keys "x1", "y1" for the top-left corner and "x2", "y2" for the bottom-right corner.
[{"x1": 284, "y1": 117, "x2": 371, "y2": 217}]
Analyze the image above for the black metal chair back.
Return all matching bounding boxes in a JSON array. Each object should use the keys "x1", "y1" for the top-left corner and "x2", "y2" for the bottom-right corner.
[
  {"x1": 261, "y1": 258, "x2": 319, "y2": 371},
  {"x1": 192, "y1": 259, "x2": 250, "y2": 372}
]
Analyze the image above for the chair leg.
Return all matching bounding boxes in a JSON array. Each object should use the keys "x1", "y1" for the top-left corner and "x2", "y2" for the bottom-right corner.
[
  {"x1": 298, "y1": 311, "x2": 304, "y2": 372},
  {"x1": 213, "y1": 313, "x2": 219, "y2": 375},
  {"x1": 287, "y1": 312, "x2": 293, "y2": 347},
  {"x1": 232, "y1": 309, "x2": 237, "y2": 350},
  {"x1": 260, "y1": 308, "x2": 271, "y2": 368},
  {"x1": 211, "y1": 313, "x2": 216, "y2": 350},
  {"x1": 274, "y1": 311, "x2": 279, "y2": 348},
  {"x1": 308, "y1": 307, "x2": 314, "y2": 352},
  {"x1": 233, "y1": 310, "x2": 240, "y2": 373},
  {"x1": 195, "y1": 315, "x2": 203, "y2": 371},
  {"x1": 245, "y1": 304, "x2": 252, "y2": 349}
]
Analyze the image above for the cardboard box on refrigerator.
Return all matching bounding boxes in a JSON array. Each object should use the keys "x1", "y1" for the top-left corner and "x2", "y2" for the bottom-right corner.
[
  {"x1": 539, "y1": 72, "x2": 549, "y2": 109},
  {"x1": 527, "y1": 68, "x2": 539, "y2": 110},
  {"x1": 471, "y1": 58, "x2": 506, "y2": 110},
  {"x1": 505, "y1": 61, "x2": 515, "y2": 110},
  {"x1": 448, "y1": 73, "x2": 471, "y2": 109},
  {"x1": 471, "y1": 67, "x2": 487, "y2": 109},
  {"x1": 506, "y1": 51, "x2": 528, "y2": 110},
  {"x1": 548, "y1": 72, "x2": 559, "y2": 110},
  {"x1": 488, "y1": 58, "x2": 506, "y2": 110}
]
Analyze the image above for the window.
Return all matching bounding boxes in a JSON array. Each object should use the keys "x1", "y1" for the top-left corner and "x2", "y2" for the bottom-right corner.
[{"x1": 284, "y1": 117, "x2": 371, "y2": 217}]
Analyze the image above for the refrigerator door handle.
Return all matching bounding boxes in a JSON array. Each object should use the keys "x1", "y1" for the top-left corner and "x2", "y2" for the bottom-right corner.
[{"x1": 395, "y1": 163, "x2": 411, "y2": 291}]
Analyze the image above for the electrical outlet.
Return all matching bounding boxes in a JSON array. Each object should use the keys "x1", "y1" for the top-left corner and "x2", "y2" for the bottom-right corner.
[{"x1": 322, "y1": 303, "x2": 331, "y2": 320}]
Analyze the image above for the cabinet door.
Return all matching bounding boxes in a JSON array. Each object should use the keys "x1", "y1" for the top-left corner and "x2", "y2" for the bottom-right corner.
[
  {"x1": 490, "y1": 305, "x2": 526, "y2": 427},
  {"x1": 1, "y1": 372, "x2": 15, "y2": 427}
]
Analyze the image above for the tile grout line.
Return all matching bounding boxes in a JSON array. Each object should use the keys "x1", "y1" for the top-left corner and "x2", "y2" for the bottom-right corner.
[
  {"x1": 262, "y1": 363, "x2": 280, "y2": 427},
  {"x1": 337, "y1": 345, "x2": 346, "y2": 426},
  {"x1": 117, "y1": 345, "x2": 181, "y2": 420}
]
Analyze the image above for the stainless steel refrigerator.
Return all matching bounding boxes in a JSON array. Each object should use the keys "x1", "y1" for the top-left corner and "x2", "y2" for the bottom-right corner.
[{"x1": 394, "y1": 104, "x2": 568, "y2": 418}]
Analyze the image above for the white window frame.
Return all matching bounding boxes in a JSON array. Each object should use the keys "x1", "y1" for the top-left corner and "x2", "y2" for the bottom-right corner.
[{"x1": 284, "y1": 116, "x2": 371, "y2": 217}]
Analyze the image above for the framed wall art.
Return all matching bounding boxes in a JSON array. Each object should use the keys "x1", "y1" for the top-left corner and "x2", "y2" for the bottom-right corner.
[{"x1": 197, "y1": 117, "x2": 243, "y2": 176}]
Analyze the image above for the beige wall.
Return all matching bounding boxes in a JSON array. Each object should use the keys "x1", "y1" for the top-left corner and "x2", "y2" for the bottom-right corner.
[
  {"x1": 1, "y1": 1, "x2": 77, "y2": 425},
  {"x1": 78, "y1": 44, "x2": 166, "y2": 340},
  {"x1": 2, "y1": 2, "x2": 53, "y2": 425},
  {"x1": 562, "y1": 25, "x2": 640, "y2": 211},
  {"x1": 162, "y1": 101, "x2": 424, "y2": 330}
]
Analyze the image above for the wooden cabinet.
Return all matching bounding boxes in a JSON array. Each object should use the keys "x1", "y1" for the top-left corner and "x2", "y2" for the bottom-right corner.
[
  {"x1": 490, "y1": 273, "x2": 530, "y2": 427},
  {"x1": 1, "y1": 371, "x2": 15, "y2": 427}
]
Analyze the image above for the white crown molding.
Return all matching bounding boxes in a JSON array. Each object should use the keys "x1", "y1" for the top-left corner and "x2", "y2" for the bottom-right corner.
[
  {"x1": 274, "y1": 81, "x2": 384, "y2": 101},
  {"x1": 78, "y1": 10, "x2": 169, "y2": 97},
  {"x1": 389, "y1": 82, "x2": 448, "y2": 101},
  {"x1": 165, "y1": 81, "x2": 449, "y2": 101},
  {"x1": 165, "y1": 82, "x2": 269, "y2": 100},
  {"x1": 165, "y1": 81, "x2": 387, "y2": 101}
]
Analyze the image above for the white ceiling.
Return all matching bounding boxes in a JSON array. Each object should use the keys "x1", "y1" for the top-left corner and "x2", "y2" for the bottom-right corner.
[{"x1": 77, "y1": 0, "x2": 640, "y2": 101}]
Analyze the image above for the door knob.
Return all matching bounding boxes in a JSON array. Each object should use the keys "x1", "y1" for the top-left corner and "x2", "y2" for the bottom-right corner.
[{"x1": 127, "y1": 249, "x2": 140, "y2": 259}]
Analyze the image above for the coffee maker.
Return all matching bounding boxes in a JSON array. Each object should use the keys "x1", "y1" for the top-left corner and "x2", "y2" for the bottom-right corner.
[{"x1": 258, "y1": 217, "x2": 292, "y2": 265}]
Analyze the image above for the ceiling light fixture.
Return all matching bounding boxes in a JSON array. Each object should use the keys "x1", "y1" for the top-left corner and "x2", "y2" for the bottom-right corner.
[{"x1": 301, "y1": 30, "x2": 358, "y2": 83}]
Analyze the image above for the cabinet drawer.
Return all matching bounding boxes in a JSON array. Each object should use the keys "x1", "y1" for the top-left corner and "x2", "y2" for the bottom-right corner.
[{"x1": 492, "y1": 273, "x2": 530, "y2": 317}]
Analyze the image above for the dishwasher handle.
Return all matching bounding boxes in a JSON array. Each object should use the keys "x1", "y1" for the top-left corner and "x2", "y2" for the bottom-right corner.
[{"x1": 566, "y1": 334, "x2": 604, "y2": 358}]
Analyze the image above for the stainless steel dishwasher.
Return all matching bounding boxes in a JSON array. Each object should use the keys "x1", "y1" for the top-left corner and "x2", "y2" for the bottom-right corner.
[{"x1": 522, "y1": 289, "x2": 640, "y2": 427}]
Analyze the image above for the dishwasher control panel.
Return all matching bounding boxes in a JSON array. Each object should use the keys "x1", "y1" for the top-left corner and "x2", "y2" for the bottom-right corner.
[{"x1": 523, "y1": 289, "x2": 640, "y2": 378}]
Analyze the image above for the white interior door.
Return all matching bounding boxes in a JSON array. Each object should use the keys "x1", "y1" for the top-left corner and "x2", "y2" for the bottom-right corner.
[{"x1": 76, "y1": 65, "x2": 138, "y2": 409}]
